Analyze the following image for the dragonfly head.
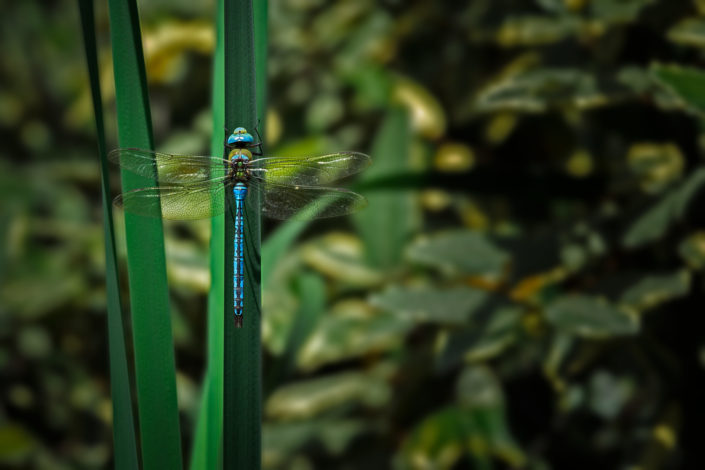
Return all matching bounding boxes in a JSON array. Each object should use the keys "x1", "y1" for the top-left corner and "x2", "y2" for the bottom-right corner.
[{"x1": 227, "y1": 127, "x2": 254, "y2": 146}]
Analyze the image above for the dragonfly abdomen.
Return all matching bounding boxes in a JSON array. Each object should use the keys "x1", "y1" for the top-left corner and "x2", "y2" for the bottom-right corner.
[{"x1": 233, "y1": 182, "x2": 247, "y2": 328}]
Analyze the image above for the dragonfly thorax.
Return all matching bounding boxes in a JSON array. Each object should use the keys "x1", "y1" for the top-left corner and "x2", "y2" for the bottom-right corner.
[{"x1": 229, "y1": 148, "x2": 252, "y2": 183}]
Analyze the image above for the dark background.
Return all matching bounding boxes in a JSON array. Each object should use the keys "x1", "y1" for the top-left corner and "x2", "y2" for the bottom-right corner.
[{"x1": 2, "y1": 0, "x2": 705, "y2": 468}]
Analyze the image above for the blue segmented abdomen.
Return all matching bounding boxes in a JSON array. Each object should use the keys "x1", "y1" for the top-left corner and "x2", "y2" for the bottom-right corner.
[{"x1": 233, "y1": 183, "x2": 247, "y2": 328}]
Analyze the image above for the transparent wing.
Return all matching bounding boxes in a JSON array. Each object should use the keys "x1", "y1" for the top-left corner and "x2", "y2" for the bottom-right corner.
[
  {"x1": 248, "y1": 179, "x2": 367, "y2": 220},
  {"x1": 109, "y1": 148, "x2": 230, "y2": 185},
  {"x1": 115, "y1": 182, "x2": 227, "y2": 220},
  {"x1": 249, "y1": 152, "x2": 371, "y2": 186}
]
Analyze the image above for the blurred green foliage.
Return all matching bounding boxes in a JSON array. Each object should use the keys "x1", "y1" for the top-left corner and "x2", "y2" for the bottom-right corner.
[{"x1": 2, "y1": 0, "x2": 705, "y2": 469}]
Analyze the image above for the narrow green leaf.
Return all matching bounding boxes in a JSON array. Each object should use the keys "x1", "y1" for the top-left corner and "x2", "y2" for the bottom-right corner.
[
  {"x1": 223, "y1": 0, "x2": 262, "y2": 469},
  {"x1": 190, "y1": 0, "x2": 225, "y2": 468},
  {"x1": 107, "y1": 0, "x2": 183, "y2": 468},
  {"x1": 78, "y1": 3, "x2": 139, "y2": 468},
  {"x1": 353, "y1": 106, "x2": 417, "y2": 269}
]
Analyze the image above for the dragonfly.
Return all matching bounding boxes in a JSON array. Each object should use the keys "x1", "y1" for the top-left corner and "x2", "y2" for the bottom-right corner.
[{"x1": 110, "y1": 126, "x2": 371, "y2": 328}]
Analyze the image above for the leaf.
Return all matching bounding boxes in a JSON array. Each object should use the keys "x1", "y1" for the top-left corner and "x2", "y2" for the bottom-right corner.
[
  {"x1": 475, "y1": 69, "x2": 612, "y2": 113},
  {"x1": 370, "y1": 285, "x2": 489, "y2": 324},
  {"x1": 353, "y1": 106, "x2": 419, "y2": 270},
  {"x1": 398, "y1": 367, "x2": 525, "y2": 470},
  {"x1": 265, "y1": 371, "x2": 390, "y2": 420},
  {"x1": 263, "y1": 419, "x2": 367, "y2": 468},
  {"x1": 545, "y1": 295, "x2": 639, "y2": 338},
  {"x1": 667, "y1": 17, "x2": 705, "y2": 48},
  {"x1": 679, "y1": 232, "x2": 705, "y2": 270},
  {"x1": 436, "y1": 306, "x2": 523, "y2": 372},
  {"x1": 590, "y1": 0, "x2": 654, "y2": 23},
  {"x1": 190, "y1": 1, "x2": 225, "y2": 467},
  {"x1": 496, "y1": 15, "x2": 581, "y2": 47},
  {"x1": 622, "y1": 168, "x2": 705, "y2": 248},
  {"x1": 301, "y1": 233, "x2": 385, "y2": 286},
  {"x1": 588, "y1": 370, "x2": 635, "y2": 419},
  {"x1": 651, "y1": 63, "x2": 705, "y2": 115},
  {"x1": 619, "y1": 270, "x2": 691, "y2": 312},
  {"x1": 407, "y1": 230, "x2": 508, "y2": 279},
  {"x1": 104, "y1": 0, "x2": 180, "y2": 466},
  {"x1": 297, "y1": 301, "x2": 412, "y2": 372}
]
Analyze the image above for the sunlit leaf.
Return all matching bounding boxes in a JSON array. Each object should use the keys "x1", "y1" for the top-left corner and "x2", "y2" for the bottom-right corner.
[
  {"x1": 545, "y1": 295, "x2": 639, "y2": 338},
  {"x1": 622, "y1": 168, "x2": 705, "y2": 248},
  {"x1": 475, "y1": 69, "x2": 613, "y2": 113},
  {"x1": 370, "y1": 285, "x2": 489, "y2": 324},
  {"x1": 407, "y1": 230, "x2": 508, "y2": 280},
  {"x1": 668, "y1": 17, "x2": 705, "y2": 48},
  {"x1": 297, "y1": 301, "x2": 412, "y2": 372},
  {"x1": 265, "y1": 371, "x2": 390, "y2": 420},
  {"x1": 619, "y1": 270, "x2": 691, "y2": 312},
  {"x1": 679, "y1": 232, "x2": 705, "y2": 270}
]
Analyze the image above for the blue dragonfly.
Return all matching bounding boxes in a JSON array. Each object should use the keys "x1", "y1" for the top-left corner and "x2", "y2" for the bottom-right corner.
[{"x1": 109, "y1": 127, "x2": 370, "y2": 327}]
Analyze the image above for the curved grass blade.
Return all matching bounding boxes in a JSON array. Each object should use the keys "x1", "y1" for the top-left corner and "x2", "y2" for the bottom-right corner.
[
  {"x1": 190, "y1": 0, "x2": 226, "y2": 467},
  {"x1": 77, "y1": 1, "x2": 139, "y2": 468},
  {"x1": 107, "y1": 0, "x2": 183, "y2": 467}
]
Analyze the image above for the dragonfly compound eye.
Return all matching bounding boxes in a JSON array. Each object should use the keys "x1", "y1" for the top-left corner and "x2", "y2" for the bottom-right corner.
[
  {"x1": 226, "y1": 127, "x2": 254, "y2": 145},
  {"x1": 228, "y1": 148, "x2": 252, "y2": 161}
]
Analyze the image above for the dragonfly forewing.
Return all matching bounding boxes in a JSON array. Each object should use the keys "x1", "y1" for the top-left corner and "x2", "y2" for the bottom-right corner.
[
  {"x1": 248, "y1": 152, "x2": 371, "y2": 186},
  {"x1": 109, "y1": 148, "x2": 230, "y2": 185}
]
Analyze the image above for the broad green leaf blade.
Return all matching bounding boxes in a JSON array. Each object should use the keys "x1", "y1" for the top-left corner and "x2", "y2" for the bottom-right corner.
[
  {"x1": 353, "y1": 106, "x2": 418, "y2": 269},
  {"x1": 223, "y1": 0, "x2": 262, "y2": 468},
  {"x1": 619, "y1": 270, "x2": 691, "y2": 312},
  {"x1": 107, "y1": 0, "x2": 183, "y2": 468},
  {"x1": 545, "y1": 295, "x2": 639, "y2": 338},
  {"x1": 652, "y1": 63, "x2": 705, "y2": 114},
  {"x1": 77, "y1": 1, "x2": 138, "y2": 468},
  {"x1": 370, "y1": 285, "x2": 489, "y2": 324},
  {"x1": 622, "y1": 168, "x2": 705, "y2": 248},
  {"x1": 407, "y1": 230, "x2": 509, "y2": 279},
  {"x1": 190, "y1": 0, "x2": 225, "y2": 468},
  {"x1": 297, "y1": 303, "x2": 412, "y2": 373},
  {"x1": 265, "y1": 370, "x2": 390, "y2": 421}
]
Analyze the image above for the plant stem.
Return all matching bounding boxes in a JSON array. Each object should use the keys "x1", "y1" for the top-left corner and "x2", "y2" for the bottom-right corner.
[{"x1": 224, "y1": 0, "x2": 262, "y2": 468}]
